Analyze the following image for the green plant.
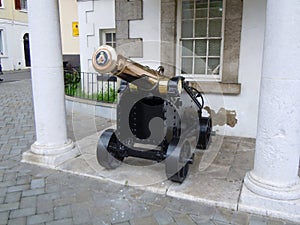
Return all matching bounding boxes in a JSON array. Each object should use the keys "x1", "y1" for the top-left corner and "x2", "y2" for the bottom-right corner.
[
  {"x1": 97, "y1": 87, "x2": 117, "y2": 103},
  {"x1": 64, "y1": 70, "x2": 81, "y2": 96}
]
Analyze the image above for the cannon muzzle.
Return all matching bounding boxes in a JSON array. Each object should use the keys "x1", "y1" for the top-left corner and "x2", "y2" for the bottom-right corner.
[{"x1": 92, "y1": 45, "x2": 167, "y2": 91}]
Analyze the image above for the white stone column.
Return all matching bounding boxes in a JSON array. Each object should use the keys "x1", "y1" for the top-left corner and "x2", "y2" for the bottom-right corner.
[
  {"x1": 22, "y1": 0, "x2": 79, "y2": 168},
  {"x1": 239, "y1": 0, "x2": 300, "y2": 222}
]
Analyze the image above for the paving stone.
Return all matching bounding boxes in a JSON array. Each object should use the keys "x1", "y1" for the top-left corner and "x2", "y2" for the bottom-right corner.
[
  {"x1": 7, "y1": 216, "x2": 26, "y2": 225},
  {"x1": 0, "y1": 211, "x2": 9, "y2": 225},
  {"x1": 45, "y1": 184, "x2": 60, "y2": 193},
  {"x1": 31, "y1": 178, "x2": 45, "y2": 189},
  {"x1": 22, "y1": 188, "x2": 45, "y2": 197},
  {"x1": 54, "y1": 205, "x2": 72, "y2": 220},
  {"x1": 0, "y1": 188, "x2": 7, "y2": 197},
  {"x1": 46, "y1": 218, "x2": 73, "y2": 225},
  {"x1": 9, "y1": 207, "x2": 36, "y2": 218},
  {"x1": 4, "y1": 191, "x2": 21, "y2": 203},
  {"x1": 189, "y1": 215, "x2": 213, "y2": 225},
  {"x1": 153, "y1": 210, "x2": 174, "y2": 225},
  {"x1": 20, "y1": 196, "x2": 37, "y2": 209},
  {"x1": 27, "y1": 213, "x2": 53, "y2": 225},
  {"x1": 131, "y1": 215, "x2": 159, "y2": 225},
  {"x1": 249, "y1": 215, "x2": 268, "y2": 225},
  {"x1": 112, "y1": 222, "x2": 131, "y2": 225},
  {"x1": 1, "y1": 78, "x2": 299, "y2": 225},
  {"x1": 213, "y1": 207, "x2": 234, "y2": 223},
  {"x1": 267, "y1": 220, "x2": 285, "y2": 225},
  {"x1": 231, "y1": 211, "x2": 249, "y2": 225},
  {"x1": 0, "y1": 202, "x2": 19, "y2": 212},
  {"x1": 174, "y1": 214, "x2": 197, "y2": 225},
  {"x1": 7, "y1": 184, "x2": 29, "y2": 193},
  {"x1": 71, "y1": 203, "x2": 91, "y2": 224},
  {"x1": 37, "y1": 196, "x2": 53, "y2": 214}
]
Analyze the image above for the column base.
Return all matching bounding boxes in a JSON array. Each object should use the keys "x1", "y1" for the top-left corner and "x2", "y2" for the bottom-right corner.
[
  {"x1": 22, "y1": 140, "x2": 80, "y2": 169},
  {"x1": 239, "y1": 172, "x2": 300, "y2": 222}
]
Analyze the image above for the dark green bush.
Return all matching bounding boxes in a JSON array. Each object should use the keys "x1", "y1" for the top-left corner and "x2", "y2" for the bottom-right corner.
[{"x1": 64, "y1": 70, "x2": 81, "y2": 96}]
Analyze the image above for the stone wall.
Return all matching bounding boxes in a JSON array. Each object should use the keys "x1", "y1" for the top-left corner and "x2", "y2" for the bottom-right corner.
[{"x1": 115, "y1": 0, "x2": 143, "y2": 57}]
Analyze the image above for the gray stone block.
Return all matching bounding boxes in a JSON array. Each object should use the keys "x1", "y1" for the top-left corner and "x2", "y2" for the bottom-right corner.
[
  {"x1": 0, "y1": 212, "x2": 9, "y2": 225},
  {"x1": 22, "y1": 188, "x2": 45, "y2": 197},
  {"x1": 54, "y1": 205, "x2": 72, "y2": 220},
  {"x1": 9, "y1": 207, "x2": 36, "y2": 219},
  {"x1": 7, "y1": 217, "x2": 26, "y2": 225},
  {"x1": 46, "y1": 218, "x2": 73, "y2": 225},
  {"x1": 20, "y1": 196, "x2": 37, "y2": 209},
  {"x1": 31, "y1": 178, "x2": 45, "y2": 189},
  {"x1": 153, "y1": 210, "x2": 174, "y2": 225},
  {"x1": 7, "y1": 184, "x2": 29, "y2": 193},
  {"x1": 5, "y1": 192, "x2": 21, "y2": 203},
  {"x1": 0, "y1": 202, "x2": 19, "y2": 212},
  {"x1": 27, "y1": 213, "x2": 53, "y2": 225}
]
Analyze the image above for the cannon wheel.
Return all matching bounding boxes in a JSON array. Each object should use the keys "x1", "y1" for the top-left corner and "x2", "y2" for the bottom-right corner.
[
  {"x1": 165, "y1": 139, "x2": 191, "y2": 183},
  {"x1": 97, "y1": 129, "x2": 124, "y2": 169},
  {"x1": 197, "y1": 117, "x2": 212, "y2": 149}
]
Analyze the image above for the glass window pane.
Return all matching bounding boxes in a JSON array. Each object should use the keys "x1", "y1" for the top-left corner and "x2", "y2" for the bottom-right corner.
[
  {"x1": 195, "y1": 19, "x2": 207, "y2": 37},
  {"x1": 195, "y1": 40, "x2": 207, "y2": 56},
  {"x1": 182, "y1": 40, "x2": 193, "y2": 56},
  {"x1": 208, "y1": 58, "x2": 220, "y2": 75},
  {"x1": 105, "y1": 33, "x2": 112, "y2": 42},
  {"x1": 113, "y1": 33, "x2": 116, "y2": 41},
  {"x1": 196, "y1": 0, "x2": 208, "y2": 8},
  {"x1": 194, "y1": 58, "x2": 206, "y2": 74},
  {"x1": 182, "y1": 9, "x2": 194, "y2": 19},
  {"x1": 182, "y1": 20, "x2": 193, "y2": 38},
  {"x1": 196, "y1": 9, "x2": 207, "y2": 18},
  {"x1": 209, "y1": 19, "x2": 222, "y2": 37},
  {"x1": 208, "y1": 39, "x2": 221, "y2": 56},
  {"x1": 209, "y1": 1, "x2": 223, "y2": 18},
  {"x1": 182, "y1": 0, "x2": 194, "y2": 10},
  {"x1": 181, "y1": 58, "x2": 193, "y2": 74}
]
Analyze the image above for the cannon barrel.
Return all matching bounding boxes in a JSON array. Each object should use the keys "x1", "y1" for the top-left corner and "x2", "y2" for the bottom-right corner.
[{"x1": 92, "y1": 45, "x2": 168, "y2": 91}]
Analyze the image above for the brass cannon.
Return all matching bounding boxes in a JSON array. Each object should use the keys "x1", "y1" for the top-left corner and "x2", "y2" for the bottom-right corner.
[{"x1": 92, "y1": 45, "x2": 212, "y2": 183}]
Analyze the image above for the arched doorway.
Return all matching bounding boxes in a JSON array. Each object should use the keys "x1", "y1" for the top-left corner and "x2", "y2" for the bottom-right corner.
[{"x1": 23, "y1": 33, "x2": 31, "y2": 67}]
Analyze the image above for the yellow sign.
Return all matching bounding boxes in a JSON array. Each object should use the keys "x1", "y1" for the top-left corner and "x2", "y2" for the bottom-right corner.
[{"x1": 72, "y1": 22, "x2": 79, "y2": 37}]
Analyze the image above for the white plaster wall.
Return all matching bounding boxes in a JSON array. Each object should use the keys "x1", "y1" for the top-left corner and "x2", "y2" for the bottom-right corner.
[
  {"x1": 78, "y1": 0, "x2": 115, "y2": 72},
  {"x1": 0, "y1": 20, "x2": 29, "y2": 71},
  {"x1": 225, "y1": 0, "x2": 266, "y2": 137},
  {"x1": 204, "y1": 0, "x2": 266, "y2": 138},
  {"x1": 129, "y1": 0, "x2": 161, "y2": 69}
]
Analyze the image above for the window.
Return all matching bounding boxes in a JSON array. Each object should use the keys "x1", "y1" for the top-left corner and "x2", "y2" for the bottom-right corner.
[
  {"x1": 15, "y1": 0, "x2": 27, "y2": 10},
  {"x1": 20, "y1": 0, "x2": 27, "y2": 10},
  {"x1": 101, "y1": 30, "x2": 116, "y2": 48},
  {"x1": 0, "y1": 0, "x2": 3, "y2": 8},
  {"x1": 0, "y1": 29, "x2": 5, "y2": 56},
  {"x1": 179, "y1": 0, "x2": 224, "y2": 81}
]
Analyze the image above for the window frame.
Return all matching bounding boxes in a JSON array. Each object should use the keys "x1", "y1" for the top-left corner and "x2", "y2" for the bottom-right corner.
[
  {"x1": 176, "y1": 0, "x2": 226, "y2": 82},
  {"x1": 100, "y1": 29, "x2": 116, "y2": 48},
  {"x1": 20, "y1": 0, "x2": 27, "y2": 11},
  {"x1": 15, "y1": 0, "x2": 27, "y2": 11}
]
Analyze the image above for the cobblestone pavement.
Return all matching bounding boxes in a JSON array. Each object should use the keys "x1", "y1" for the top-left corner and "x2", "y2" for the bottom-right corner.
[{"x1": 0, "y1": 78, "x2": 299, "y2": 225}]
